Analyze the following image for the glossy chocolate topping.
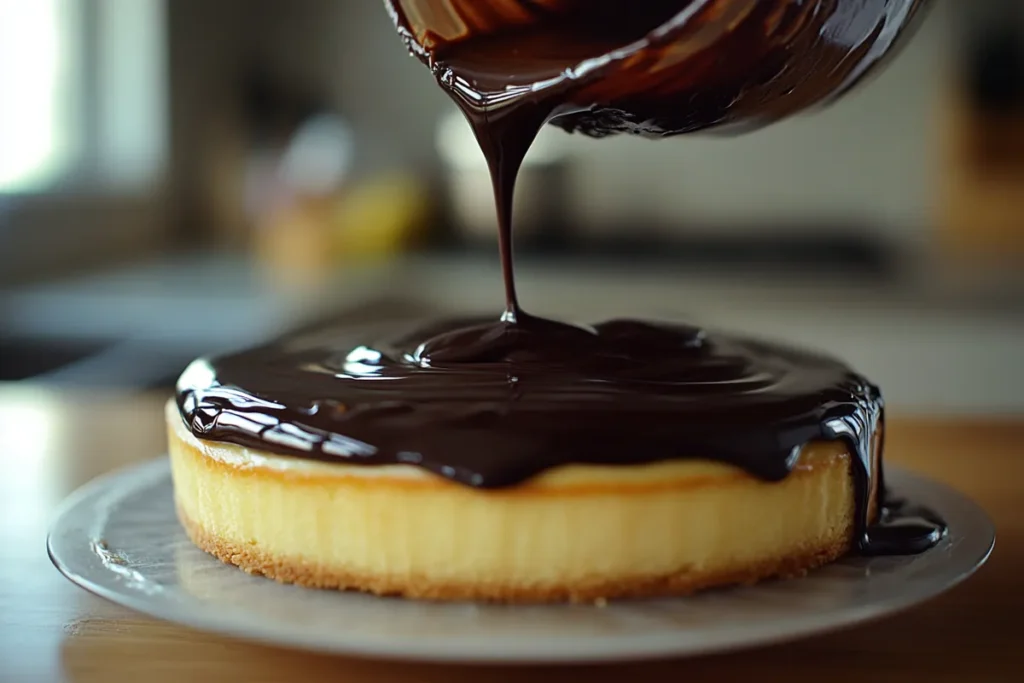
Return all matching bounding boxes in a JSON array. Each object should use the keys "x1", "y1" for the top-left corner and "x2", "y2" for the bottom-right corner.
[
  {"x1": 177, "y1": 312, "x2": 942, "y2": 555},
  {"x1": 176, "y1": 0, "x2": 944, "y2": 557}
]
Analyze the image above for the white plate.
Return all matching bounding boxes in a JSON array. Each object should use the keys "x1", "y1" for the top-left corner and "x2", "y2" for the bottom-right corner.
[{"x1": 49, "y1": 458, "x2": 994, "y2": 664}]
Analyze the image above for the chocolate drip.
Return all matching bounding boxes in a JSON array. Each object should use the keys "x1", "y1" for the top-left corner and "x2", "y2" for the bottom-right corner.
[
  {"x1": 176, "y1": 0, "x2": 945, "y2": 557},
  {"x1": 868, "y1": 495, "x2": 949, "y2": 555}
]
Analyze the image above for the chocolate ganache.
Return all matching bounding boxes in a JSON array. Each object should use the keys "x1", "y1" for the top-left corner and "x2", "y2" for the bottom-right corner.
[{"x1": 176, "y1": 0, "x2": 944, "y2": 557}]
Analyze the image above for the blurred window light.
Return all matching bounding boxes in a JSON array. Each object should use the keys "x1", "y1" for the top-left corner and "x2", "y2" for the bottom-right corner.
[
  {"x1": 0, "y1": 0, "x2": 75, "y2": 192},
  {"x1": 95, "y1": 0, "x2": 167, "y2": 190},
  {"x1": 0, "y1": 0, "x2": 166, "y2": 195}
]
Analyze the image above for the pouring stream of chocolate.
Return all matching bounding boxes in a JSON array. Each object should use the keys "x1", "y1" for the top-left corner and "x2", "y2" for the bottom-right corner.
[{"x1": 178, "y1": 0, "x2": 944, "y2": 556}]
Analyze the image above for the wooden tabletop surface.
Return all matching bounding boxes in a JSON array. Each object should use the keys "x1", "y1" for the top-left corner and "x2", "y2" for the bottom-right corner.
[{"x1": 1, "y1": 383, "x2": 1021, "y2": 682}]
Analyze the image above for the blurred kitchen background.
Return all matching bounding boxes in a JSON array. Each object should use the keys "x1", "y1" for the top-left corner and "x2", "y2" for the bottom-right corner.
[{"x1": 0, "y1": 0, "x2": 1022, "y2": 414}]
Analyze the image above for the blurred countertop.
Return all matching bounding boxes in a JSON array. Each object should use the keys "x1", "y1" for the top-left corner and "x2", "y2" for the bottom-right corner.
[{"x1": 1, "y1": 252, "x2": 1022, "y2": 414}]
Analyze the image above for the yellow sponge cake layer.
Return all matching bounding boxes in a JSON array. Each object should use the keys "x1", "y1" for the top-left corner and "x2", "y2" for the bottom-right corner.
[{"x1": 168, "y1": 400, "x2": 857, "y2": 602}]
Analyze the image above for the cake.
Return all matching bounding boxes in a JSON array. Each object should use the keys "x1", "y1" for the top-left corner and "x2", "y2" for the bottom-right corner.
[
  {"x1": 169, "y1": 405, "x2": 862, "y2": 602},
  {"x1": 164, "y1": 316, "x2": 920, "y2": 604}
]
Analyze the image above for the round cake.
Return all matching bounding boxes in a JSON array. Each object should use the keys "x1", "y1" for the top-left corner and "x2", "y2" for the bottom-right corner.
[
  {"x1": 165, "y1": 316, "x2": 920, "y2": 603},
  {"x1": 169, "y1": 409, "x2": 858, "y2": 602}
]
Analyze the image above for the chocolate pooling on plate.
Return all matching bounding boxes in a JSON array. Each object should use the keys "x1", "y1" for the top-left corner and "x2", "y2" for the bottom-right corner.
[{"x1": 177, "y1": 0, "x2": 943, "y2": 556}]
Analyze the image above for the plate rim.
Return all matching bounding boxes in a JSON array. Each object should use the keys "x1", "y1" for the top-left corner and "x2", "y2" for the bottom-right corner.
[{"x1": 48, "y1": 457, "x2": 996, "y2": 664}]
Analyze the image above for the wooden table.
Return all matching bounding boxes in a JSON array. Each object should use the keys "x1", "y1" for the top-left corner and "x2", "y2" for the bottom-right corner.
[{"x1": 1, "y1": 384, "x2": 1021, "y2": 682}]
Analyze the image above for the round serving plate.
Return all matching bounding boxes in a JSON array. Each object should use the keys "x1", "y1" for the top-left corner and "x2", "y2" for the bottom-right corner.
[{"x1": 49, "y1": 458, "x2": 994, "y2": 664}]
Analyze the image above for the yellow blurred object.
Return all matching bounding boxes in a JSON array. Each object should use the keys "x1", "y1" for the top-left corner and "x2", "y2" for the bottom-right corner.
[
  {"x1": 253, "y1": 171, "x2": 431, "y2": 282},
  {"x1": 331, "y1": 172, "x2": 430, "y2": 260}
]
